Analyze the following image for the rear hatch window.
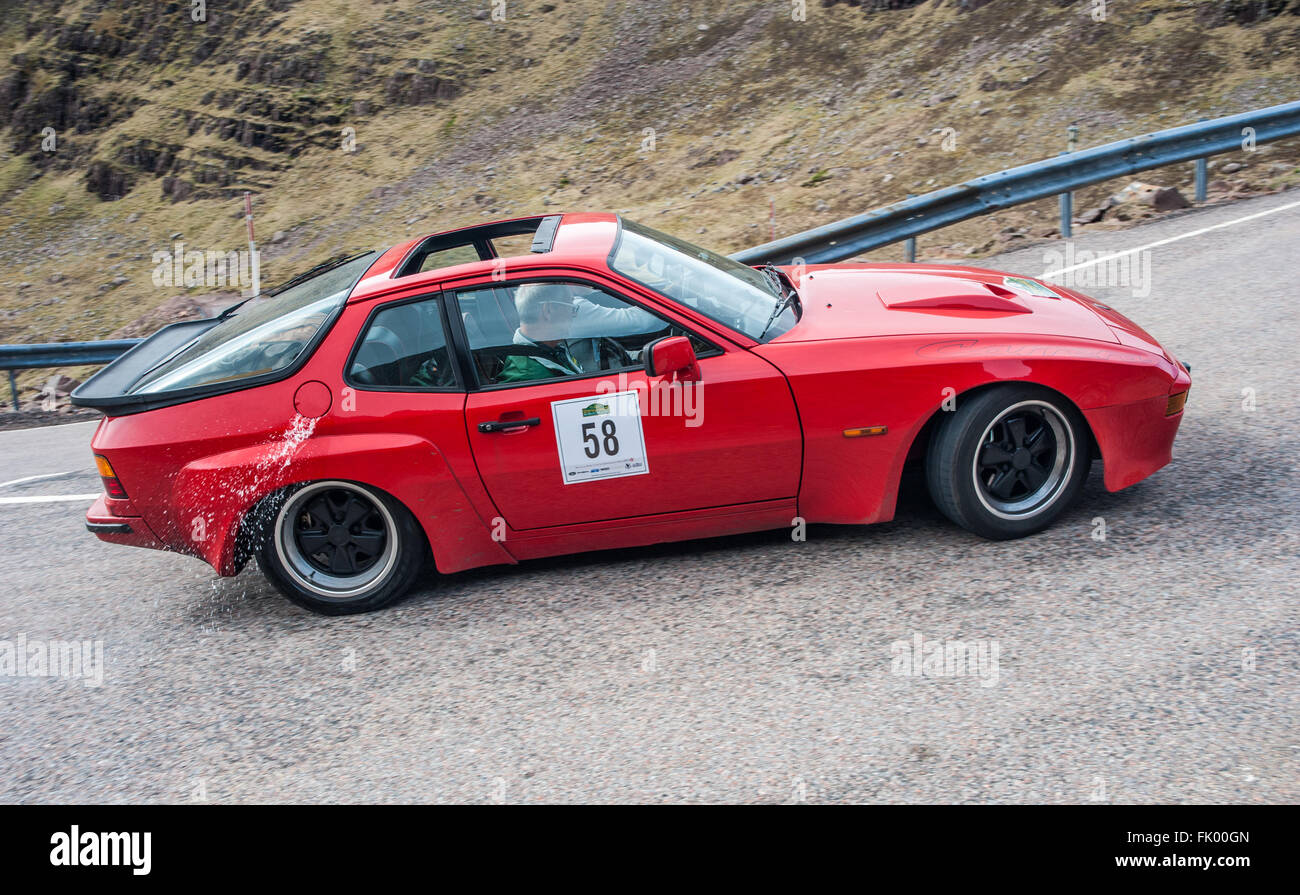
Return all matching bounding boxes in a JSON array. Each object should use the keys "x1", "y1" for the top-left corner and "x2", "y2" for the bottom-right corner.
[{"x1": 129, "y1": 251, "x2": 377, "y2": 395}]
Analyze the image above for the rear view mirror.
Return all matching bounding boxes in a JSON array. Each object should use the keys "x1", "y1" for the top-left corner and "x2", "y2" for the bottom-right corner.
[{"x1": 644, "y1": 336, "x2": 700, "y2": 382}]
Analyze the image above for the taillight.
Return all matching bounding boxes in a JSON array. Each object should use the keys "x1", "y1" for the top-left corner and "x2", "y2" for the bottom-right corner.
[
  {"x1": 1165, "y1": 390, "x2": 1188, "y2": 416},
  {"x1": 94, "y1": 454, "x2": 128, "y2": 499}
]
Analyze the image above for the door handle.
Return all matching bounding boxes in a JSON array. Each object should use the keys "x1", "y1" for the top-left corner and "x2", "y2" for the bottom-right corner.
[{"x1": 478, "y1": 417, "x2": 541, "y2": 433}]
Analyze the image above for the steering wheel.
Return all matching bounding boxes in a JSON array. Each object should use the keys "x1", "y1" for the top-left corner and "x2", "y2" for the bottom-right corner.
[{"x1": 595, "y1": 336, "x2": 636, "y2": 370}]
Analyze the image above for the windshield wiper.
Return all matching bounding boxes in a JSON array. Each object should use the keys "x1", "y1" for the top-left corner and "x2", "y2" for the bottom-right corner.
[
  {"x1": 756, "y1": 264, "x2": 799, "y2": 341},
  {"x1": 759, "y1": 262, "x2": 785, "y2": 300},
  {"x1": 265, "y1": 249, "x2": 371, "y2": 297}
]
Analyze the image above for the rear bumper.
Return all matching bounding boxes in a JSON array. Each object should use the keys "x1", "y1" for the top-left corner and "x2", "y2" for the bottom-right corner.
[{"x1": 85, "y1": 494, "x2": 165, "y2": 550}]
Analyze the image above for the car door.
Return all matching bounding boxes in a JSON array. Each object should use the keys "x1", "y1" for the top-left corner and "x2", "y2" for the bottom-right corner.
[{"x1": 456, "y1": 275, "x2": 802, "y2": 531}]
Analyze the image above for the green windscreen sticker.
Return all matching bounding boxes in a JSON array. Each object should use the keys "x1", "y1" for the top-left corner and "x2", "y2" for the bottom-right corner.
[{"x1": 1004, "y1": 276, "x2": 1059, "y2": 297}]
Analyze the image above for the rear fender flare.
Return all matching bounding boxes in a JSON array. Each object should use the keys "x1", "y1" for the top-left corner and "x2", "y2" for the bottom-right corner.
[{"x1": 169, "y1": 432, "x2": 513, "y2": 576}]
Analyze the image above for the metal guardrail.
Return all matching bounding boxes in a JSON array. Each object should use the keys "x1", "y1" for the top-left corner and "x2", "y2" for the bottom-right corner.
[
  {"x1": 3, "y1": 100, "x2": 1299, "y2": 410},
  {"x1": 1, "y1": 340, "x2": 141, "y2": 410},
  {"x1": 732, "y1": 99, "x2": 1300, "y2": 265}
]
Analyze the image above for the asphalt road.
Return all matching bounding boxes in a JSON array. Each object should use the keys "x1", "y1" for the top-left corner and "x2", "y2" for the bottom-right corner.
[{"x1": 1, "y1": 192, "x2": 1296, "y2": 804}]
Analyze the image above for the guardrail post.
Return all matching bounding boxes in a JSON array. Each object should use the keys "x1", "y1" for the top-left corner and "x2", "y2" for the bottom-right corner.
[
  {"x1": 1067, "y1": 125, "x2": 1078, "y2": 211},
  {"x1": 1058, "y1": 152, "x2": 1073, "y2": 238},
  {"x1": 7, "y1": 370, "x2": 18, "y2": 412},
  {"x1": 903, "y1": 194, "x2": 916, "y2": 262},
  {"x1": 1194, "y1": 118, "x2": 1209, "y2": 202}
]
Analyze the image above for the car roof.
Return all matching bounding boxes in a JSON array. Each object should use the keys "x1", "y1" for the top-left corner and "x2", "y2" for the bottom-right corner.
[{"x1": 347, "y1": 212, "x2": 621, "y2": 303}]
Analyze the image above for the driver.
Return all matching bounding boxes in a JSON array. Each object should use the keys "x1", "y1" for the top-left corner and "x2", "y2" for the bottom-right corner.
[{"x1": 496, "y1": 282, "x2": 660, "y2": 384}]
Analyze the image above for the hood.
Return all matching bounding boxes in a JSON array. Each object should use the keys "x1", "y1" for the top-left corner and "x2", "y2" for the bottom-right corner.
[{"x1": 771, "y1": 264, "x2": 1120, "y2": 346}]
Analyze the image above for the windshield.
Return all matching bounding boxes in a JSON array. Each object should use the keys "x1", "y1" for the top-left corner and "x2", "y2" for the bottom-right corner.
[
  {"x1": 130, "y1": 251, "x2": 378, "y2": 395},
  {"x1": 610, "y1": 220, "x2": 798, "y2": 341}
]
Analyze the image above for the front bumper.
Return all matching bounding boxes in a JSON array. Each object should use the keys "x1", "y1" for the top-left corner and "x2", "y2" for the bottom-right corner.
[{"x1": 1083, "y1": 358, "x2": 1190, "y2": 492}]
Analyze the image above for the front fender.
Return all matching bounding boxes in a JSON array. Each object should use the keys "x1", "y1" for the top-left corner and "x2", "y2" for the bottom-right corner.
[{"x1": 756, "y1": 334, "x2": 1186, "y2": 524}]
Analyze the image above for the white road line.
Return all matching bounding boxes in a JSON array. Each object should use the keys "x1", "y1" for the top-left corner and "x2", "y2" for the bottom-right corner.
[
  {"x1": 1041, "y1": 198, "x2": 1300, "y2": 278},
  {"x1": 0, "y1": 471, "x2": 75, "y2": 489},
  {"x1": 0, "y1": 493, "x2": 100, "y2": 506}
]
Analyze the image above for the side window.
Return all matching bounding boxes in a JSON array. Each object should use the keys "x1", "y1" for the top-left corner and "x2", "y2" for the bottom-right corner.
[
  {"x1": 457, "y1": 280, "x2": 695, "y2": 387},
  {"x1": 349, "y1": 295, "x2": 457, "y2": 390},
  {"x1": 418, "y1": 243, "x2": 480, "y2": 272}
]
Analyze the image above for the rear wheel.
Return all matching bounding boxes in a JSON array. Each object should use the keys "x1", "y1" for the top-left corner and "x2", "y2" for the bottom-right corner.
[
  {"x1": 926, "y1": 385, "x2": 1090, "y2": 539},
  {"x1": 257, "y1": 480, "x2": 426, "y2": 615}
]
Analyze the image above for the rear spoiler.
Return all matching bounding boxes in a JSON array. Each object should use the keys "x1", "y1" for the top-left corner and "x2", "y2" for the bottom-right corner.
[{"x1": 70, "y1": 317, "x2": 223, "y2": 415}]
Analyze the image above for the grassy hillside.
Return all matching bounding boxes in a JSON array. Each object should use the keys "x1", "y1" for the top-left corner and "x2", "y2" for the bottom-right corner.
[{"x1": 1, "y1": 0, "x2": 1298, "y2": 384}]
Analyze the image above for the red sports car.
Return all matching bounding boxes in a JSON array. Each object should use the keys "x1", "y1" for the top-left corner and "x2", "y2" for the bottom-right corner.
[{"x1": 73, "y1": 213, "x2": 1190, "y2": 614}]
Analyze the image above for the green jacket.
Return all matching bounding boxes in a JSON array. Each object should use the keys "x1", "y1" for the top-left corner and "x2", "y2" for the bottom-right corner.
[{"x1": 496, "y1": 344, "x2": 582, "y2": 384}]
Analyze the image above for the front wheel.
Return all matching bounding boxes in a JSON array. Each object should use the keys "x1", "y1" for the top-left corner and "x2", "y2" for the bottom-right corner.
[
  {"x1": 257, "y1": 480, "x2": 427, "y2": 615},
  {"x1": 926, "y1": 385, "x2": 1090, "y2": 539}
]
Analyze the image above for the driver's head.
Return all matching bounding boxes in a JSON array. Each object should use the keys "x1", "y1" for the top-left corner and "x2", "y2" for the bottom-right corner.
[{"x1": 515, "y1": 282, "x2": 576, "y2": 343}]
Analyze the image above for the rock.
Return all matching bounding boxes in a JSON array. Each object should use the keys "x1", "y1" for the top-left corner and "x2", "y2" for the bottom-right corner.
[
  {"x1": 39, "y1": 374, "x2": 80, "y2": 398},
  {"x1": 169, "y1": 231, "x2": 183, "y2": 240},
  {"x1": 47, "y1": 273, "x2": 63, "y2": 284},
  {"x1": 110, "y1": 275, "x2": 129, "y2": 286},
  {"x1": 697, "y1": 24, "x2": 709, "y2": 31},
  {"x1": 888, "y1": 88, "x2": 904, "y2": 98},
  {"x1": 1074, "y1": 206, "x2": 1108, "y2": 224},
  {"x1": 270, "y1": 230, "x2": 287, "y2": 243},
  {"x1": 1219, "y1": 162, "x2": 1244, "y2": 174},
  {"x1": 1109, "y1": 181, "x2": 1189, "y2": 212},
  {"x1": 126, "y1": 212, "x2": 140, "y2": 223},
  {"x1": 814, "y1": 200, "x2": 829, "y2": 212},
  {"x1": 472, "y1": 10, "x2": 489, "y2": 20},
  {"x1": 1148, "y1": 186, "x2": 1189, "y2": 211}
]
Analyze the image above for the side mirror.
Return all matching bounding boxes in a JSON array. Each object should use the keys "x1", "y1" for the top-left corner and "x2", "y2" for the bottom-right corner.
[{"x1": 644, "y1": 336, "x2": 701, "y2": 382}]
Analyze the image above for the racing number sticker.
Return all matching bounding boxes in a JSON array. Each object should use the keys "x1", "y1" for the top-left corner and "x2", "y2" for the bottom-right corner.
[{"x1": 551, "y1": 390, "x2": 649, "y2": 485}]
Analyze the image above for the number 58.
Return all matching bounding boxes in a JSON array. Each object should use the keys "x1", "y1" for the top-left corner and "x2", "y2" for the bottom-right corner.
[{"x1": 582, "y1": 420, "x2": 619, "y2": 458}]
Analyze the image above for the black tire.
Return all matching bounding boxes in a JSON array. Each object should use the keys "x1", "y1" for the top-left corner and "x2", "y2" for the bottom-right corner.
[
  {"x1": 926, "y1": 385, "x2": 1090, "y2": 540},
  {"x1": 256, "y1": 480, "x2": 428, "y2": 615}
]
